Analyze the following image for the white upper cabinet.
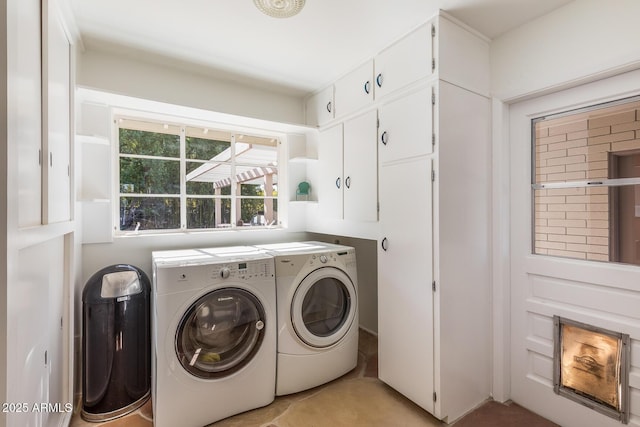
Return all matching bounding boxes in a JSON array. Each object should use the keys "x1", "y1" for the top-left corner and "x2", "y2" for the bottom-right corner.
[
  {"x1": 343, "y1": 109, "x2": 378, "y2": 222},
  {"x1": 43, "y1": 1, "x2": 72, "y2": 224},
  {"x1": 376, "y1": 14, "x2": 492, "y2": 423},
  {"x1": 334, "y1": 60, "x2": 374, "y2": 119},
  {"x1": 16, "y1": 0, "x2": 43, "y2": 228},
  {"x1": 305, "y1": 85, "x2": 334, "y2": 127},
  {"x1": 378, "y1": 85, "x2": 433, "y2": 165},
  {"x1": 374, "y1": 23, "x2": 433, "y2": 100},
  {"x1": 318, "y1": 110, "x2": 378, "y2": 223},
  {"x1": 436, "y1": 15, "x2": 490, "y2": 97}
]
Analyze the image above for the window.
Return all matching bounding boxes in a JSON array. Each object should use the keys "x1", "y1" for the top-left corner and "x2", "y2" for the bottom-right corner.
[
  {"x1": 118, "y1": 117, "x2": 280, "y2": 232},
  {"x1": 532, "y1": 96, "x2": 640, "y2": 265}
]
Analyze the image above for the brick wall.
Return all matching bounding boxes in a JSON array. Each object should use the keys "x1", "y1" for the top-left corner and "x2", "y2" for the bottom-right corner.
[{"x1": 534, "y1": 100, "x2": 640, "y2": 261}]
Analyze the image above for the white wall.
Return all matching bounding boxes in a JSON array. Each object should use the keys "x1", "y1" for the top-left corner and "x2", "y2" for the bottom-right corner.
[
  {"x1": 77, "y1": 47, "x2": 306, "y2": 125},
  {"x1": 491, "y1": 0, "x2": 640, "y2": 102}
]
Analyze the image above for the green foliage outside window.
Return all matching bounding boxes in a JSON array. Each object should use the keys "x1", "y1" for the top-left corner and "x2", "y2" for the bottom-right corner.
[
  {"x1": 120, "y1": 129, "x2": 180, "y2": 157},
  {"x1": 186, "y1": 136, "x2": 229, "y2": 160}
]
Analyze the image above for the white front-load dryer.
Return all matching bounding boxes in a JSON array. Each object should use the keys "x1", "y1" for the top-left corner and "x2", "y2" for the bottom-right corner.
[
  {"x1": 151, "y1": 246, "x2": 276, "y2": 427},
  {"x1": 255, "y1": 241, "x2": 358, "y2": 396}
]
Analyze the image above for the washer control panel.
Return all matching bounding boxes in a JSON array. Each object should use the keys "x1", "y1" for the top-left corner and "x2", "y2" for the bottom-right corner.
[
  {"x1": 154, "y1": 253, "x2": 275, "y2": 295},
  {"x1": 211, "y1": 260, "x2": 274, "y2": 280}
]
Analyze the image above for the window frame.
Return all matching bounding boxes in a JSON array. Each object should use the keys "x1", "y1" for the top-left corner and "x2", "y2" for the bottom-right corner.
[
  {"x1": 530, "y1": 95, "x2": 640, "y2": 264},
  {"x1": 114, "y1": 114, "x2": 284, "y2": 235}
]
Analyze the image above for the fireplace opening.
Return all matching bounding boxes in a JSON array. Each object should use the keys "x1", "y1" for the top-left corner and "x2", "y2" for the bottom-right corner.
[{"x1": 553, "y1": 316, "x2": 630, "y2": 424}]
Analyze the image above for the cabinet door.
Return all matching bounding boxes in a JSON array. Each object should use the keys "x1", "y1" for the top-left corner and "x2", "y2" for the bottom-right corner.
[
  {"x1": 16, "y1": 0, "x2": 43, "y2": 228},
  {"x1": 305, "y1": 86, "x2": 334, "y2": 126},
  {"x1": 334, "y1": 60, "x2": 374, "y2": 119},
  {"x1": 11, "y1": 237, "x2": 64, "y2": 426},
  {"x1": 318, "y1": 124, "x2": 343, "y2": 219},
  {"x1": 378, "y1": 157, "x2": 434, "y2": 414},
  {"x1": 343, "y1": 110, "x2": 378, "y2": 222},
  {"x1": 43, "y1": 6, "x2": 71, "y2": 223},
  {"x1": 378, "y1": 85, "x2": 433, "y2": 165},
  {"x1": 374, "y1": 23, "x2": 433, "y2": 99}
]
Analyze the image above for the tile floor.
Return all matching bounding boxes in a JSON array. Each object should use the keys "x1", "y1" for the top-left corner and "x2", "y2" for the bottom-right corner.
[{"x1": 70, "y1": 330, "x2": 558, "y2": 427}]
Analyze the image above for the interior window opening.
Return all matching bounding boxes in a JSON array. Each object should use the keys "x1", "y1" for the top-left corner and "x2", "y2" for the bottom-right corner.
[
  {"x1": 532, "y1": 96, "x2": 640, "y2": 266},
  {"x1": 117, "y1": 118, "x2": 281, "y2": 233}
]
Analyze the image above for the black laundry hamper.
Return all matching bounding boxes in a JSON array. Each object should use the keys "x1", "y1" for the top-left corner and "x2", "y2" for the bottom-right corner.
[{"x1": 81, "y1": 264, "x2": 151, "y2": 422}]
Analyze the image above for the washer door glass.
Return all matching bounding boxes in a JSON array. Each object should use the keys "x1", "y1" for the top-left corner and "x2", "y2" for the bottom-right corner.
[
  {"x1": 291, "y1": 267, "x2": 357, "y2": 348},
  {"x1": 175, "y1": 288, "x2": 266, "y2": 379}
]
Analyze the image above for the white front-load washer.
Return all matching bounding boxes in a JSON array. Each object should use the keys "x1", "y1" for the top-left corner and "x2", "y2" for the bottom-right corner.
[
  {"x1": 255, "y1": 241, "x2": 359, "y2": 396},
  {"x1": 151, "y1": 246, "x2": 276, "y2": 427}
]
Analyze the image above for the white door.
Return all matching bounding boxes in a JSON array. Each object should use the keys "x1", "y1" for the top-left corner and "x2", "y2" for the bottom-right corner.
[
  {"x1": 378, "y1": 85, "x2": 433, "y2": 165},
  {"x1": 508, "y1": 69, "x2": 640, "y2": 427},
  {"x1": 318, "y1": 124, "x2": 343, "y2": 219},
  {"x1": 343, "y1": 110, "x2": 378, "y2": 222},
  {"x1": 378, "y1": 157, "x2": 434, "y2": 414}
]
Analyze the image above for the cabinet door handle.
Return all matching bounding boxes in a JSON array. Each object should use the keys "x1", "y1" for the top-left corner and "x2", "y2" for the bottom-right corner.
[
  {"x1": 376, "y1": 73, "x2": 383, "y2": 88},
  {"x1": 345, "y1": 176, "x2": 351, "y2": 189},
  {"x1": 381, "y1": 237, "x2": 389, "y2": 251},
  {"x1": 381, "y1": 131, "x2": 388, "y2": 145},
  {"x1": 335, "y1": 177, "x2": 341, "y2": 189},
  {"x1": 364, "y1": 81, "x2": 371, "y2": 94},
  {"x1": 326, "y1": 101, "x2": 332, "y2": 113}
]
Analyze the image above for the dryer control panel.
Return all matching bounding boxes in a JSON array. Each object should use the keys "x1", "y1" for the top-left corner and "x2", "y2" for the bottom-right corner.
[
  {"x1": 307, "y1": 250, "x2": 356, "y2": 269},
  {"x1": 275, "y1": 249, "x2": 356, "y2": 277}
]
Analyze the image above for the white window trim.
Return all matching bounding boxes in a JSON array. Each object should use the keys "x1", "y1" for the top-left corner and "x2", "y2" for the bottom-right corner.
[{"x1": 112, "y1": 113, "x2": 285, "y2": 236}]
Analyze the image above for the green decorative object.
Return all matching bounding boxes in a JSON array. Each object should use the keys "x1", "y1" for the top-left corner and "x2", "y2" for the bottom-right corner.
[{"x1": 296, "y1": 181, "x2": 311, "y2": 200}]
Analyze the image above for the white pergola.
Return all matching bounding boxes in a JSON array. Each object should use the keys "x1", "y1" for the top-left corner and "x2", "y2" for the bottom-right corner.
[{"x1": 185, "y1": 142, "x2": 277, "y2": 226}]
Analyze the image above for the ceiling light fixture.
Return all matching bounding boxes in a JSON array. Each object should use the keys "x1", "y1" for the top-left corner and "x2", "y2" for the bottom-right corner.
[{"x1": 254, "y1": 0, "x2": 305, "y2": 18}]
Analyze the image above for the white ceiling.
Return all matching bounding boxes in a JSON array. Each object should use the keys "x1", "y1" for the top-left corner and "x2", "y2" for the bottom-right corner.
[{"x1": 68, "y1": 0, "x2": 574, "y2": 96}]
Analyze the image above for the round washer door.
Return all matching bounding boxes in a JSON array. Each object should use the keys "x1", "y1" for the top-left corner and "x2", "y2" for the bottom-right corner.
[
  {"x1": 291, "y1": 267, "x2": 356, "y2": 348},
  {"x1": 175, "y1": 287, "x2": 266, "y2": 379}
]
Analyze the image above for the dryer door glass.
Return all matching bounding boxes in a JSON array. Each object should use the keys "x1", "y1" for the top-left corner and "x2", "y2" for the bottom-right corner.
[
  {"x1": 175, "y1": 288, "x2": 266, "y2": 379},
  {"x1": 302, "y1": 277, "x2": 349, "y2": 336},
  {"x1": 292, "y1": 267, "x2": 357, "y2": 348}
]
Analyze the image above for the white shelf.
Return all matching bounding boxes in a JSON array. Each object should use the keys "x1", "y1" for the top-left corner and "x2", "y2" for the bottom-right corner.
[
  {"x1": 289, "y1": 156, "x2": 318, "y2": 163},
  {"x1": 76, "y1": 134, "x2": 110, "y2": 145},
  {"x1": 78, "y1": 198, "x2": 110, "y2": 203}
]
